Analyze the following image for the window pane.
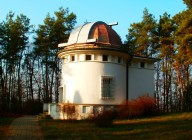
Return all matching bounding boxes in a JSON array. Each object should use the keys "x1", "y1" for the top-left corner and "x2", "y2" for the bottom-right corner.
[
  {"x1": 82, "y1": 106, "x2": 86, "y2": 113},
  {"x1": 140, "y1": 62, "x2": 145, "y2": 68},
  {"x1": 101, "y1": 76, "x2": 113, "y2": 99},
  {"x1": 118, "y1": 57, "x2": 121, "y2": 63},
  {"x1": 71, "y1": 55, "x2": 75, "y2": 61},
  {"x1": 102, "y1": 55, "x2": 108, "y2": 61},
  {"x1": 86, "y1": 55, "x2": 91, "y2": 60}
]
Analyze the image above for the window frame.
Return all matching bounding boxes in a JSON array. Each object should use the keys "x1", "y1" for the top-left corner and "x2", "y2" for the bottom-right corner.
[
  {"x1": 118, "y1": 57, "x2": 122, "y2": 63},
  {"x1": 102, "y1": 55, "x2": 108, "y2": 61},
  {"x1": 140, "y1": 62, "x2": 145, "y2": 68},
  {"x1": 71, "y1": 55, "x2": 75, "y2": 61},
  {"x1": 101, "y1": 76, "x2": 114, "y2": 99},
  {"x1": 85, "y1": 55, "x2": 92, "y2": 61}
]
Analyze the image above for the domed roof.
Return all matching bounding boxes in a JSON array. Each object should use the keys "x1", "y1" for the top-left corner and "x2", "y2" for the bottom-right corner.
[{"x1": 65, "y1": 21, "x2": 122, "y2": 47}]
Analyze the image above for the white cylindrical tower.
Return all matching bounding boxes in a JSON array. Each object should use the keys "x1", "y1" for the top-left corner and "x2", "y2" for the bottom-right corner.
[{"x1": 58, "y1": 21, "x2": 131, "y2": 107}]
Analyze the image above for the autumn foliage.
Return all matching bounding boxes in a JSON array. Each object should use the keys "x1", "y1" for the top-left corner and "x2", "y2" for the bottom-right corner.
[{"x1": 119, "y1": 95, "x2": 157, "y2": 119}]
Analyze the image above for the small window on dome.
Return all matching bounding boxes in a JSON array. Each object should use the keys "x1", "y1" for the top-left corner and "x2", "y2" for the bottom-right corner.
[
  {"x1": 86, "y1": 55, "x2": 91, "y2": 61},
  {"x1": 102, "y1": 55, "x2": 108, "y2": 61},
  {"x1": 71, "y1": 55, "x2": 75, "y2": 61},
  {"x1": 140, "y1": 62, "x2": 145, "y2": 68},
  {"x1": 118, "y1": 57, "x2": 122, "y2": 63}
]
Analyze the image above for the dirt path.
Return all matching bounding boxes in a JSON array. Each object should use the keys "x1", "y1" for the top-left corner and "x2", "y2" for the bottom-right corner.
[{"x1": 3, "y1": 116, "x2": 43, "y2": 140}]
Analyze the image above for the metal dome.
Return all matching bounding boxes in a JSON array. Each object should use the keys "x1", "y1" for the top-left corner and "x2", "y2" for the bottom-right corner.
[{"x1": 59, "y1": 21, "x2": 122, "y2": 47}]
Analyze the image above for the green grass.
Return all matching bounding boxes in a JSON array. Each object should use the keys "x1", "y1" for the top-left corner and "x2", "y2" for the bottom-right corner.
[
  {"x1": 39, "y1": 112, "x2": 192, "y2": 140},
  {"x1": 0, "y1": 117, "x2": 15, "y2": 139}
]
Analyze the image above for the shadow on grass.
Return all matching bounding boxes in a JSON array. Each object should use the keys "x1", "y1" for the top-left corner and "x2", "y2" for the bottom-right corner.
[{"x1": 39, "y1": 113, "x2": 192, "y2": 140}]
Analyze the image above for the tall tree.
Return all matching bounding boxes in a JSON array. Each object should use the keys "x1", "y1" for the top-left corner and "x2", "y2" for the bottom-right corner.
[
  {"x1": 0, "y1": 11, "x2": 32, "y2": 112},
  {"x1": 172, "y1": 1, "x2": 192, "y2": 110},
  {"x1": 183, "y1": 0, "x2": 192, "y2": 9},
  {"x1": 157, "y1": 12, "x2": 176, "y2": 112},
  {"x1": 174, "y1": 9, "x2": 192, "y2": 87},
  {"x1": 126, "y1": 8, "x2": 157, "y2": 57},
  {"x1": 34, "y1": 7, "x2": 76, "y2": 103}
]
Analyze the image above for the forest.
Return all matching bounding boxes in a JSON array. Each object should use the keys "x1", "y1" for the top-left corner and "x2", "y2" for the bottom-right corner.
[{"x1": 0, "y1": 0, "x2": 192, "y2": 114}]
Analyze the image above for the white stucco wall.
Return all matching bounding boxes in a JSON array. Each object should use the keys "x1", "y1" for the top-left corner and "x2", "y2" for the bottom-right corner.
[
  {"x1": 128, "y1": 62, "x2": 155, "y2": 99},
  {"x1": 61, "y1": 61, "x2": 126, "y2": 105},
  {"x1": 49, "y1": 54, "x2": 157, "y2": 120},
  {"x1": 48, "y1": 103, "x2": 64, "y2": 119}
]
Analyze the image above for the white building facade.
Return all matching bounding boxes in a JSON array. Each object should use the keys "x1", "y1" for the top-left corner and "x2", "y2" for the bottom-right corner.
[{"x1": 46, "y1": 21, "x2": 157, "y2": 120}]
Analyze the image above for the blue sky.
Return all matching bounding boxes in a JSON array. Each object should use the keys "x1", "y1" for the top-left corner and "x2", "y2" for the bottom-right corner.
[{"x1": 0, "y1": 0, "x2": 187, "y2": 42}]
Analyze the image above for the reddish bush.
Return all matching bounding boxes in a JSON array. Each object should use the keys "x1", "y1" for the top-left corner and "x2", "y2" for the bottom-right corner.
[
  {"x1": 138, "y1": 95, "x2": 157, "y2": 116},
  {"x1": 119, "y1": 95, "x2": 157, "y2": 119},
  {"x1": 63, "y1": 104, "x2": 77, "y2": 120}
]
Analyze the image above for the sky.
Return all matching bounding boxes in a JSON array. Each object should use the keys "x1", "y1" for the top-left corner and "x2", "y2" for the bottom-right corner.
[{"x1": 0, "y1": 0, "x2": 187, "y2": 42}]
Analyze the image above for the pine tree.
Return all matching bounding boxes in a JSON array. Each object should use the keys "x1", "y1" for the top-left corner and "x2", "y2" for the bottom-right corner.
[
  {"x1": 0, "y1": 12, "x2": 32, "y2": 112},
  {"x1": 126, "y1": 8, "x2": 157, "y2": 57},
  {"x1": 33, "y1": 7, "x2": 76, "y2": 103},
  {"x1": 157, "y1": 13, "x2": 175, "y2": 112},
  {"x1": 183, "y1": 0, "x2": 192, "y2": 9}
]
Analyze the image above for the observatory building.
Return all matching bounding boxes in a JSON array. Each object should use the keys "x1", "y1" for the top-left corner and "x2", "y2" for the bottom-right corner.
[{"x1": 46, "y1": 21, "x2": 157, "y2": 119}]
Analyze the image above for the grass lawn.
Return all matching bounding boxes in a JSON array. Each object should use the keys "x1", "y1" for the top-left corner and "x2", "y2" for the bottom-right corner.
[{"x1": 39, "y1": 112, "x2": 192, "y2": 140}]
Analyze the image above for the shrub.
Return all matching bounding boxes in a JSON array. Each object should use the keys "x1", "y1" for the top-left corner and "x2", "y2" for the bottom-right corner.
[
  {"x1": 62, "y1": 103, "x2": 77, "y2": 120},
  {"x1": 119, "y1": 95, "x2": 157, "y2": 119},
  {"x1": 92, "y1": 110, "x2": 117, "y2": 127}
]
